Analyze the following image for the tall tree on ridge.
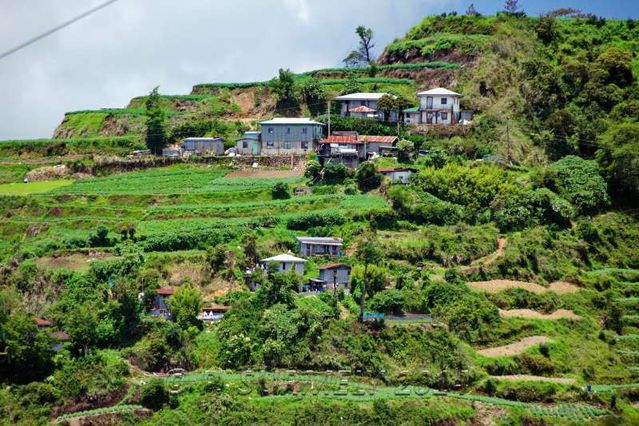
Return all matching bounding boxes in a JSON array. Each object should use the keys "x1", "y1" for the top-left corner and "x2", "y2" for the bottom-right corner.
[
  {"x1": 344, "y1": 26, "x2": 376, "y2": 67},
  {"x1": 145, "y1": 86, "x2": 167, "y2": 155},
  {"x1": 504, "y1": 0, "x2": 522, "y2": 14}
]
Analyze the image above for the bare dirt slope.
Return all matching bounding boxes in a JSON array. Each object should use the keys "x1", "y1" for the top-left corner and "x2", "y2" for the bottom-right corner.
[
  {"x1": 477, "y1": 336, "x2": 552, "y2": 357},
  {"x1": 499, "y1": 309, "x2": 582, "y2": 320}
]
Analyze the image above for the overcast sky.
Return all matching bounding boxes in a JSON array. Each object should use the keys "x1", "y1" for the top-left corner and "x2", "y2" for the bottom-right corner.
[{"x1": 1, "y1": 0, "x2": 638, "y2": 140}]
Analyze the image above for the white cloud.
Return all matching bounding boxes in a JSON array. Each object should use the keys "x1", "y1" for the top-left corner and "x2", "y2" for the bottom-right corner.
[{"x1": 0, "y1": 0, "x2": 460, "y2": 139}]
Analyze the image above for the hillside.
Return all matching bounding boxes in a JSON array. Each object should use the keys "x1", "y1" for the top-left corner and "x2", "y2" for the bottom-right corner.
[{"x1": 1, "y1": 11, "x2": 639, "y2": 426}]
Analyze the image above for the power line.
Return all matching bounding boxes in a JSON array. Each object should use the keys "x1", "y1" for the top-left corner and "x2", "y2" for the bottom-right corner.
[{"x1": 0, "y1": 0, "x2": 121, "y2": 61}]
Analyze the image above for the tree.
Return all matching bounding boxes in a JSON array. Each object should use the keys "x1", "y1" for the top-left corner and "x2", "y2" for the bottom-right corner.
[
  {"x1": 0, "y1": 313, "x2": 54, "y2": 383},
  {"x1": 396, "y1": 139, "x2": 415, "y2": 163},
  {"x1": 168, "y1": 285, "x2": 203, "y2": 329},
  {"x1": 271, "y1": 182, "x2": 291, "y2": 200},
  {"x1": 343, "y1": 26, "x2": 376, "y2": 67},
  {"x1": 504, "y1": 0, "x2": 521, "y2": 14},
  {"x1": 376, "y1": 95, "x2": 397, "y2": 122},
  {"x1": 304, "y1": 159, "x2": 322, "y2": 181},
  {"x1": 355, "y1": 231, "x2": 383, "y2": 320},
  {"x1": 466, "y1": 4, "x2": 479, "y2": 16},
  {"x1": 141, "y1": 379, "x2": 170, "y2": 411},
  {"x1": 355, "y1": 162, "x2": 382, "y2": 192},
  {"x1": 145, "y1": 86, "x2": 167, "y2": 155},
  {"x1": 340, "y1": 73, "x2": 362, "y2": 95},
  {"x1": 550, "y1": 155, "x2": 609, "y2": 214},
  {"x1": 242, "y1": 233, "x2": 259, "y2": 266},
  {"x1": 300, "y1": 78, "x2": 327, "y2": 116},
  {"x1": 270, "y1": 69, "x2": 298, "y2": 110},
  {"x1": 64, "y1": 300, "x2": 116, "y2": 356},
  {"x1": 598, "y1": 121, "x2": 639, "y2": 199}
]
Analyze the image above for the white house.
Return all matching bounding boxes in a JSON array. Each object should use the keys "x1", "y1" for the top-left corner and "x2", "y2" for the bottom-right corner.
[
  {"x1": 261, "y1": 253, "x2": 307, "y2": 275},
  {"x1": 334, "y1": 93, "x2": 398, "y2": 122},
  {"x1": 379, "y1": 167, "x2": 417, "y2": 184},
  {"x1": 404, "y1": 88, "x2": 463, "y2": 125}
]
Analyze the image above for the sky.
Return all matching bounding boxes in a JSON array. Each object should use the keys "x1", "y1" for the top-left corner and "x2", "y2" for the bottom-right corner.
[{"x1": 1, "y1": 0, "x2": 638, "y2": 140}]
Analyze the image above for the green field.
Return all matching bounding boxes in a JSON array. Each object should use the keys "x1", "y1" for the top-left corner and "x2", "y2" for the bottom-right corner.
[{"x1": 0, "y1": 179, "x2": 72, "y2": 195}]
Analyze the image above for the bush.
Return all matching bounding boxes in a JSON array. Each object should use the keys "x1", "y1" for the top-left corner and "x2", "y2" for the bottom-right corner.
[
  {"x1": 355, "y1": 162, "x2": 382, "y2": 192},
  {"x1": 286, "y1": 211, "x2": 346, "y2": 230},
  {"x1": 140, "y1": 379, "x2": 170, "y2": 411},
  {"x1": 549, "y1": 155, "x2": 609, "y2": 214},
  {"x1": 369, "y1": 290, "x2": 405, "y2": 315},
  {"x1": 271, "y1": 182, "x2": 291, "y2": 200}
]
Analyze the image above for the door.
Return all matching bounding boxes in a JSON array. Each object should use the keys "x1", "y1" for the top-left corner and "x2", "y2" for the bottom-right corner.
[
  {"x1": 251, "y1": 141, "x2": 260, "y2": 155},
  {"x1": 426, "y1": 96, "x2": 433, "y2": 109}
]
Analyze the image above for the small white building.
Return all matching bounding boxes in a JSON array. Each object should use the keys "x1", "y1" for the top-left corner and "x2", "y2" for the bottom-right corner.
[
  {"x1": 404, "y1": 88, "x2": 465, "y2": 125},
  {"x1": 261, "y1": 253, "x2": 307, "y2": 275},
  {"x1": 379, "y1": 167, "x2": 417, "y2": 184},
  {"x1": 334, "y1": 93, "x2": 398, "y2": 122}
]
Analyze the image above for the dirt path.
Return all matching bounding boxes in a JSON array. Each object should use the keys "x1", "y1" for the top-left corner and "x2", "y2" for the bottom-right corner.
[
  {"x1": 489, "y1": 375, "x2": 576, "y2": 385},
  {"x1": 499, "y1": 309, "x2": 582, "y2": 320},
  {"x1": 460, "y1": 237, "x2": 507, "y2": 275},
  {"x1": 469, "y1": 280, "x2": 581, "y2": 295},
  {"x1": 477, "y1": 336, "x2": 552, "y2": 357}
]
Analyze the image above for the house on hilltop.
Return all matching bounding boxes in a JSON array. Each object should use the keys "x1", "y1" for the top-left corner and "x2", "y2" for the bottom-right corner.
[
  {"x1": 404, "y1": 88, "x2": 472, "y2": 125},
  {"x1": 235, "y1": 118, "x2": 324, "y2": 155},
  {"x1": 334, "y1": 92, "x2": 399, "y2": 122},
  {"x1": 297, "y1": 236, "x2": 344, "y2": 257}
]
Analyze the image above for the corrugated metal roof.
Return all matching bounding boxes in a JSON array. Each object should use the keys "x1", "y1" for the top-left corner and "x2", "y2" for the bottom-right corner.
[
  {"x1": 319, "y1": 263, "x2": 351, "y2": 270},
  {"x1": 259, "y1": 118, "x2": 324, "y2": 125},
  {"x1": 334, "y1": 92, "x2": 392, "y2": 101},
  {"x1": 320, "y1": 135, "x2": 360, "y2": 144},
  {"x1": 359, "y1": 135, "x2": 399, "y2": 143},
  {"x1": 261, "y1": 254, "x2": 308, "y2": 263},
  {"x1": 417, "y1": 88, "x2": 461, "y2": 96},
  {"x1": 157, "y1": 288, "x2": 175, "y2": 296},
  {"x1": 296, "y1": 237, "x2": 343, "y2": 245}
]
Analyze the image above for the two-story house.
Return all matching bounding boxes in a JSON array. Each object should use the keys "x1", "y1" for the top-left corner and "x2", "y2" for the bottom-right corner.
[
  {"x1": 235, "y1": 118, "x2": 324, "y2": 155},
  {"x1": 334, "y1": 93, "x2": 398, "y2": 122},
  {"x1": 404, "y1": 88, "x2": 463, "y2": 125}
]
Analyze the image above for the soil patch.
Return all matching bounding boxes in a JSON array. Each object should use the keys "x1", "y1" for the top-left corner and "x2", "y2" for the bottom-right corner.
[
  {"x1": 468, "y1": 280, "x2": 549, "y2": 295},
  {"x1": 549, "y1": 281, "x2": 581, "y2": 294},
  {"x1": 499, "y1": 309, "x2": 582, "y2": 320},
  {"x1": 489, "y1": 375, "x2": 576, "y2": 385},
  {"x1": 477, "y1": 336, "x2": 552, "y2": 357},
  {"x1": 36, "y1": 252, "x2": 118, "y2": 273}
]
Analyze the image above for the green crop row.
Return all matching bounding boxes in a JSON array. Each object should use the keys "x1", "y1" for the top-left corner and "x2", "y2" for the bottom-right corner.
[{"x1": 55, "y1": 404, "x2": 145, "y2": 422}]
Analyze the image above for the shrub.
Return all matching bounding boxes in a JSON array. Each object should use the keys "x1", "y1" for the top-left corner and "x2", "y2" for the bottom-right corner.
[
  {"x1": 140, "y1": 379, "x2": 170, "y2": 411},
  {"x1": 271, "y1": 182, "x2": 291, "y2": 200},
  {"x1": 356, "y1": 162, "x2": 382, "y2": 192},
  {"x1": 286, "y1": 211, "x2": 345, "y2": 230}
]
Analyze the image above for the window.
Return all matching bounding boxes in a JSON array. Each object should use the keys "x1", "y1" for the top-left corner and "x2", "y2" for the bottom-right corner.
[
  {"x1": 301, "y1": 141, "x2": 308, "y2": 149},
  {"x1": 287, "y1": 127, "x2": 291, "y2": 134},
  {"x1": 267, "y1": 141, "x2": 274, "y2": 148},
  {"x1": 441, "y1": 112, "x2": 448, "y2": 120},
  {"x1": 441, "y1": 97, "x2": 448, "y2": 105},
  {"x1": 283, "y1": 142, "x2": 292, "y2": 149},
  {"x1": 302, "y1": 127, "x2": 308, "y2": 134},
  {"x1": 243, "y1": 141, "x2": 248, "y2": 148},
  {"x1": 268, "y1": 127, "x2": 273, "y2": 134}
]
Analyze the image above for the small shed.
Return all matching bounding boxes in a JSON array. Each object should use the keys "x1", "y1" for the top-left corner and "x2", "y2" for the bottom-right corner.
[
  {"x1": 181, "y1": 137, "x2": 225, "y2": 155},
  {"x1": 318, "y1": 263, "x2": 352, "y2": 289},
  {"x1": 261, "y1": 254, "x2": 307, "y2": 275},
  {"x1": 378, "y1": 167, "x2": 417, "y2": 184},
  {"x1": 34, "y1": 317, "x2": 53, "y2": 328},
  {"x1": 162, "y1": 148, "x2": 182, "y2": 158},
  {"x1": 150, "y1": 288, "x2": 175, "y2": 319},
  {"x1": 198, "y1": 304, "x2": 230, "y2": 322},
  {"x1": 296, "y1": 237, "x2": 344, "y2": 257}
]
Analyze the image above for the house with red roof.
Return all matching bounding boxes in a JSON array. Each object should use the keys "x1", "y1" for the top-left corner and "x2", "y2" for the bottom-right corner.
[{"x1": 316, "y1": 132, "x2": 398, "y2": 168}]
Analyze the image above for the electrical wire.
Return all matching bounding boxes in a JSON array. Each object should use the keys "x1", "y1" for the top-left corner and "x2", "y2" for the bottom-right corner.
[{"x1": 0, "y1": 0, "x2": 121, "y2": 61}]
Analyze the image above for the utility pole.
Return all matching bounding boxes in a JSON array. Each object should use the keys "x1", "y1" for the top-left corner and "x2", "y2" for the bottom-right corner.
[
  {"x1": 505, "y1": 119, "x2": 511, "y2": 165},
  {"x1": 327, "y1": 99, "x2": 331, "y2": 137}
]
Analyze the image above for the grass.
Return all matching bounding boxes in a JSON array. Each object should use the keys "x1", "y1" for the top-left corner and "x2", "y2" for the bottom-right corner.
[{"x1": 0, "y1": 180, "x2": 72, "y2": 195}]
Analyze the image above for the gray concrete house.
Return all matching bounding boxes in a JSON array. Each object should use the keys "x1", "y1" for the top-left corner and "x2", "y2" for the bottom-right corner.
[
  {"x1": 259, "y1": 118, "x2": 324, "y2": 155},
  {"x1": 297, "y1": 237, "x2": 344, "y2": 257},
  {"x1": 181, "y1": 137, "x2": 225, "y2": 155},
  {"x1": 261, "y1": 253, "x2": 307, "y2": 275},
  {"x1": 318, "y1": 263, "x2": 352, "y2": 289},
  {"x1": 235, "y1": 119, "x2": 324, "y2": 155}
]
